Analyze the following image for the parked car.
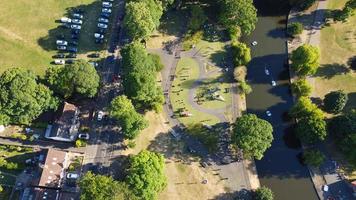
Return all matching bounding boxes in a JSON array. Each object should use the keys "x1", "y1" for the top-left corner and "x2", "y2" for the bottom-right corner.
[
  {"x1": 69, "y1": 41, "x2": 78, "y2": 46},
  {"x1": 78, "y1": 133, "x2": 90, "y2": 140},
  {"x1": 54, "y1": 53, "x2": 65, "y2": 58},
  {"x1": 94, "y1": 33, "x2": 104, "y2": 39},
  {"x1": 97, "y1": 28, "x2": 106, "y2": 34},
  {"x1": 72, "y1": 13, "x2": 83, "y2": 19},
  {"x1": 95, "y1": 38, "x2": 104, "y2": 44},
  {"x1": 72, "y1": 19, "x2": 83, "y2": 25},
  {"x1": 89, "y1": 53, "x2": 100, "y2": 58},
  {"x1": 71, "y1": 24, "x2": 81, "y2": 30},
  {"x1": 71, "y1": 29, "x2": 80, "y2": 35},
  {"x1": 66, "y1": 53, "x2": 77, "y2": 58},
  {"x1": 71, "y1": 34, "x2": 79, "y2": 40},
  {"x1": 97, "y1": 23, "x2": 108, "y2": 29},
  {"x1": 98, "y1": 17, "x2": 109, "y2": 23},
  {"x1": 102, "y1": 2, "x2": 113, "y2": 8},
  {"x1": 67, "y1": 173, "x2": 79, "y2": 180},
  {"x1": 67, "y1": 46, "x2": 78, "y2": 53},
  {"x1": 60, "y1": 17, "x2": 71, "y2": 23},
  {"x1": 56, "y1": 40, "x2": 68, "y2": 46},
  {"x1": 66, "y1": 59, "x2": 75, "y2": 64},
  {"x1": 54, "y1": 59, "x2": 65, "y2": 65},
  {"x1": 102, "y1": 8, "x2": 112, "y2": 14},
  {"x1": 100, "y1": 12, "x2": 110, "y2": 18},
  {"x1": 57, "y1": 45, "x2": 67, "y2": 50},
  {"x1": 56, "y1": 34, "x2": 65, "y2": 40},
  {"x1": 97, "y1": 111, "x2": 104, "y2": 121}
]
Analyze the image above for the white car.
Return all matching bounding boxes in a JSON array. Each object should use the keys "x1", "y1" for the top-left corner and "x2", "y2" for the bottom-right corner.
[
  {"x1": 57, "y1": 45, "x2": 67, "y2": 50},
  {"x1": 56, "y1": 40, "x2": 68, "y2": 46},
  {"x1": 54, "y1": 59, "x2": 65, "y2": 65},
  {"x1": 66, "y1": 173, "x2": 79, "y2": 179},
  {"x1": 102, "y1": 2, "x2": 113, "y2": 8},
  {"x1": 97, "y1": 23, "x2": 108, "y2": 29},
  {"x1": 97, "y1": 111, "x2": 104, "y2": 121},
  {"x1": 71, "y1": 24, "x2": 81, "y2": 30},
  {"x1": 72, "y1": 19, "x2": 83, "y2": 25},
  {"x1": 266, "y1": 110, "x2": 272, "y2": 117},
  {"x1": 264, "y1": 67, "x2": 270, "y2": 75},
  {"x1": 271, "y1": 80, "x2": 276, "y2": 86},
  {"x1": 72, "y1": 13, "x2": 83, "y2": 19},
  {"x1": 98, "y1": 17, "x2": 109, "y2": 23},
  {"x1": 251, "y1": 41, "x2": 258, "y2": 46},
  {"x1": 78, "y1": 133, "x2": 89, "y2": 140},
  {"x1": 60, "y1": 17, "x2": 71, "y2": 23},
  {"x1": 102, "y1": 8, "x2": 112, "y2": 13},
  {"x1": 94, "y1": 33, "x2": 104, "y2": 39}
]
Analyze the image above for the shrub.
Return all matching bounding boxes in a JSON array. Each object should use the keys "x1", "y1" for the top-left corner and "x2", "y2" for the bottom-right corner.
[
  {"x1": 75, "y1": 139, "x2": 87, "y2": 148},
  {"x1": 303, "y1": 149, "x2": 325, "y2": 167},
  {"x1": 231, "y1": 42, "x2": 251, "y2": 66},
  {"x1": 239, "y1": 81, "x2": 252, "y2": 94},
  {"x1": 287, "y1": 22, "x2": 303, "y2": 37},
  {"x1": 255, "y1": 186, "x2": 274, "y2": 200},
  {"x1": 11, "y1": 133, "x2": 27, "y2": 141},
  {"x1": 291, "y1": 79, "x2": 311, "y2": 97},
  {"x1": 233, "y1": 66, "x2": 247, "y2": 82},
  {"x1": 323, "y1": 90, "x2": 348, "y2": 114},
  {"x1": 127, "y1": 140, "x2": 136, "y2": 148},
  {"x1": 182, "y1": 31, "x2": 203, "y2": 51}
]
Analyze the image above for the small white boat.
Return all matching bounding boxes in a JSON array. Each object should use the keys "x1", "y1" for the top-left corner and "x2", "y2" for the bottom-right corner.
[
  {"x1": 252, "y1": 41, "x2": 258, "y2": 46},
  {"x1": 266, "y1": 110, "x2": 272, "y2": 117},
  {"x1": 271, "y1": 80, "x2": 276, "y2": 86}
]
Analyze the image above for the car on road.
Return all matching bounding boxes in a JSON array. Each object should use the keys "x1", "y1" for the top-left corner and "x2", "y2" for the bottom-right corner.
[
  {"x1": 60, "y1": 17, "x2": 71, "y2": 23},
  {"x1": 97, "y1": 23, "x2": 108, "y2": 29},
  {"x1": 72, "y1": 19, "x2": 83, "y2": 25},
  {"x1": 72, "y1": 13, "x2": 83, "y2": 19},
  {"x1": 94, "y1": 33, "x2": 104, "y2": 39},
  {"x1": 98, "y1": 17, "x2": 109, "y2": 23},
  {"x1": 102, "y1": 8, "x2": 112, "y2": 14},
  {"x1": 54, "y1": 59, "x2": 65, "y2": 65},
  {"x1": 271, "y1": 80, "x2": 276, "y2": 86},
  {"x1": 57, "y1": 45, "x2": 66, "y2": 50},
  {"x1": 97, "y1": 111, "x2": 104, "y2": 121},
  {"x1": 67, "y1": 46, "x2": 78, "y2": 53},
  {"x1": 71, "y1": 24, "x2": 81, "y2": 30},
  {"x1": 264, "y1": 67, "x2": 270, "y2": 75},
  {"x1": 78, "y1": 133, "x2": 89, "y2": 140},
  {"x1": 102, "y1": 2, "x2": 113, "y2": 8},
  {"x1": 56, "y1": 40, "x2": 68, "y2": 46},
  {"x1": 88, "y1": 53, "x2": 100, "y2": 58},
  {"x1": 66, "y1": 173, "x2": 79, "y2": 180},
  {"x1": 266, "y1": 110, "x2": 272, "y2": 117}
]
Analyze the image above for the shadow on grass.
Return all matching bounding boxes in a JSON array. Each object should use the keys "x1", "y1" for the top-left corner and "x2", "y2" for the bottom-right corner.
[
  {"x1": 159, "y1": 8, "x2": 189, "y2": 36},
  {"x1": 212, "y1": 189, "x2": 253, "y2": 200},
  {"x1": 315, "y1": 63, "x2": 351, "y2": 79}
]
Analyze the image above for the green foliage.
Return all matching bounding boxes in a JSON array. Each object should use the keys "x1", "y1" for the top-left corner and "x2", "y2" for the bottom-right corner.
[
  {"x1": 323, "y1": 90, "x2": 348, "y2": 114},
  {"x1": 46, "y1": 60, "x2": 100, "y2": 98},
  {"x1": 121, "y1": 42, "x2": 164, "y2": 111},
  {"x1": 238, "y1": 81, "x2": 252, "y2": 94},
  {"x1": 303, "y1": 149, "x2": 325, "y2": 167},
  {"x1": 291, "y1": 44, "x2": 320, "y2": 76},
  {"x1": 126, "y1": 150, "x2": 167, "y2": 200},
  {"x1": 334, "y1": 0, "x2": 356, "y2": 22},
  {"x1": 231, "y1": 42, "x2": 251, "y2": 66},
  {"x1": 79, "y1": 172, "x2": 137, "y2": 200},
  {"x1": 228, "y1": 26, "x2": 242, "y2": 42},
  {"x1": 148, "y1": 54, "x2": 164, "y2": 72},
  {"x1": 0, "y1": 157, "x2": 18, "y2": 170},
  {"x1": 0, "y1": 68, "x2": 58, "y2": 125},
  {"x1": 287, "y1": 22, "x2": 304, "y2": 37},
  {"x1": 232, "y1": 114, "x2": 274, "y2": 160},
  {"x1": 182, "y1": 31, "x2": 203, "y2": 51},
  {"x1": 75, "y1": 139, "x2": 87, "y2": 148},
  {"x1": 289, "y1": 96, "x2": 324, "y2": 119},
  {"x1": 127, "y1": 140, "x2": 136, "y2": 148},
  {"x1": 109, "y1": 96, "x2": 148, "y2": 139},
  {"x1": 11, "y1": 133, "x2": 27, "y2": 141},
  {"x1": 186, "y1": 123, "x2": 218, "y2": 152},
  {"x1": 296, "y1": 112, "x2": 327, "y2": 144},
  {"x1": 219, "y1": 0, "x2": 257, "y2": 35},
  {"x1": 255, "y1": 186, "x2": 274, "y2": 200},
  {"x1": 188, "y1": 5, "x2": 207, "y2": 32},
  {"x1": 291, "y1": 79, "x2": 312, "y2": 97}
]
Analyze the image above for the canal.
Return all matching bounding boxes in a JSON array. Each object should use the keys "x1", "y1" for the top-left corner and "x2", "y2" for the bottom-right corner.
[{"x1": 244, "y1": 2, "x2": 319, "y2": 200}]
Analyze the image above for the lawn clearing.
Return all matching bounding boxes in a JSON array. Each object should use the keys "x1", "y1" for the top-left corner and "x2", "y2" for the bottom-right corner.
[{"x1": 0, "y1": 145, "x2": 34, "y2": 175}]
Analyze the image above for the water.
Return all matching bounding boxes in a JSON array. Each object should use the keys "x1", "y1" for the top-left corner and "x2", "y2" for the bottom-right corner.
[{"x1": 244, "y1": 3, "x2": 319, "y2": 200}]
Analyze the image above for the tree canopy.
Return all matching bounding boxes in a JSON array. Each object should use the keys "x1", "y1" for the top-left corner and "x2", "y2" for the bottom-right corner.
[
  {"x1": 289, "y1": 96, "x2": 323, "y2": 119},
  {"x1": 45, "y1": 60, "x2": 100, "y2": 98},
  {"x1": 323, "y1": 90, "x2": 348, "y2": 114},
  {"x1": 109, "y1": 95, "x2": 148, "y2": 139},
  {"x1": 79, "y1": 172, "x2": 137, "y2": 200},
  {"x1": 126, "y1": 150, "x2": 167, "y2": 200},
  {"x1": 0, "y1": 68, "x2": 58, "y2": 125},
  {"x1": 255, "y1": 186, "x2": 274, "y2": 200},
  {"x1": 231, "y1": 42, "x2": 251, "y2": 66},
  {"x1": 303, "y1": 149, "x2": 325, "y2": 167},
  {"x1": 219, "y1": 0, "x2": 257, "y2": 35},
  {"x1": 121, "y1": 42, "x2": 164, "y2": 111},
  {"x1": 291, "y1": 79, "x2": 311, "y2": 97},
  {"x1": 296, "y1": 112, "x2": 327, "y2": 144},
  {"x1": 287, "y1": 22, "x2": 304, "y2": 37},
  {"x1": 232, "y1": 114, "x2": 273, "y2": 160},
  {"x1": 291, "y1": 44, "x2": 320, "y2": 76}
]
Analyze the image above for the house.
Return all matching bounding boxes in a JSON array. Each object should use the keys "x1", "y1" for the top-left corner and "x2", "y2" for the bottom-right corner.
[{"x1": 45, "y1": 102, "x2": 80, "y2": 142}]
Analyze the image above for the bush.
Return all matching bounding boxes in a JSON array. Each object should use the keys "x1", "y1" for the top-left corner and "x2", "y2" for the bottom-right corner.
[
  {"x1": 229, "y1": 26, "x2": 241, "y2": 42},
  {"x1": 287, "y1": 22, "x2": 303, "y2": 37},
  {"x1": 127, "y1": 140, "x2": 136, "y2": 148},
  {"x1": 182, "y1": 31, "x2": 203, "y2": 51},
  {"x1": 323, "y1": 90, "x2": 348, "y2": 114},
  {"x1": 303, "y1": 149, "x2": 325, "y2": 167},
  {"x1": 255, "y1": 186, "x2": 274, "y2": 200},
  {"x1": 233, "y1": 66, "x2": 247, "y2": 82},
  {"x1": 239, "y1": 81, "x2": 252, "y2": 94},
  {"x1": 11, "y1": 133, "x2": 27, "y2": 141},
  {"x1": 291, "y1": 79, "x2": 311, "y2": 97},
  {"x1": 149, "y1": 54, "x2": 164, "y2": 72},
  {"x1": 75, "y1": 139, "x2": 87, "y2": 148},
  {"x1": 231, "y1": 42, "x2": 251, "y2": 66}
]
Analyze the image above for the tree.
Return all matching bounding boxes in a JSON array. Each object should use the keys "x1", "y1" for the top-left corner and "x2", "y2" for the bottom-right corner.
[
  {"x1": 323, "y1": 90, "x2": 348, "y2": 114},
  {"x1": 79, "y1": 172, "x2": 137, "y2": 200},
  {"x1": 334, "y1": 0, "x2": 356, "y2": 22},
  {"x1": 129, "y1": 0, "x2": 163, "y2": 28},
  {"x1": 126, "y1": 150, "x2": 167, "y2": 200},
  {"x1": 233, "y1": 66, "x2": 247, "y2": 82},
  {"x1": 231, "y1": 42, "x2": 251, "y2": 66},
  {"x1": 46, "y1": 60, "x2": 99, "y2": 98},
  {"x1": 121, "y1": 42, "x2": 164, "y2": 111},
  {"x1": 232, "y1": 114, "x2": 274, "y2": 160},
  {"x1": 291, "y1": 44, "x2": 320, "y2": 76},
  {"x1": 289, "y1": 96, "x2": 323, "y2": 119},
  {"x1": 291, "y1": 79, "x2": 311, "y2": 97},
  {"x1": 303, "y1": 149, "x2": 325, "y2": 167},
  {"x1": 219, "y1": 0, "x2": 257, "y2": 35},
  {"x1": 287, "y1": 22, "x2": 304, "y2": 37},
  {"x1": 255, "y1": 186, "x2": 274, "y2": 200},
  {"x1": 296, "y1": 112, "x2": 327, "y2": 144},
  {"x1": 109, "y1": 96, "x2": 148, "y2": 139},
  {"x1": 238, "y1": 81, "x2": 252, "y2": 94},
  {"x1": 0, "y1": 68, "x2": 58, "y2": 125},
  {"x1": 188, "y1": 5, "x2": 207, "y2": 32}
]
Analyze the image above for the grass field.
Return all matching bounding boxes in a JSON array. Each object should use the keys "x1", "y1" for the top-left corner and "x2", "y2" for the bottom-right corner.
[
  {"x1": 312, "y1": 0, "x2": 356, "y2": 110},
  {"x1": 0, "y1": 0, "x2": 107, "y2": 76}
]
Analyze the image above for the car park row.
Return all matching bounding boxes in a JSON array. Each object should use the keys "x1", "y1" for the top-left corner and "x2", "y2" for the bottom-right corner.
[{"x1": 94, "y1": 1, "x2": 113, "y2": 44}]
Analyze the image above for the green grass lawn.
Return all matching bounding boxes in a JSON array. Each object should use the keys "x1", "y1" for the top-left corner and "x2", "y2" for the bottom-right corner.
[
  {"x1": 170, "y1": 57, "x2": 220, "y2": 126},
  {"x1": 313, "y1": 0, "x2": 356, "y2": 111},
  {"x1": 0, "y1": 0, "x2": 104, "y2": 76},
  {"x1": 0, "y1": 145, "x2": 34, "y2": 175}
]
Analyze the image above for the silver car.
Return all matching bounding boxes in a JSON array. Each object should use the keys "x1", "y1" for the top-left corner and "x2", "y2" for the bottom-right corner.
[
  {"x1": 71, "y1": 24, "x2": 81, "y2": 30},
  {"x1": 97, "y1": 23, "x2": 108, "y2": 29},
  {"x1": 72, "y1": 19, "x2": 83, "y2": 25}
]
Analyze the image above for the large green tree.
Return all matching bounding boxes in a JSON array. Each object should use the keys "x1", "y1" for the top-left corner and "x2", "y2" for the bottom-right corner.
[
  {"x1": 232, "y1": 114, "x2": 273, "y2": 160},
  {"x1": 303, "y1": 149, "x2": 325, "y2": 167},
  {"x1": 219, "y1": 0, "x2": 257, "y2": 35},
  {"x1": 121, "y1": 42, "x2": 164, "y2": 111},
  {"x1": 109, "y1": 95, "x2": 148, "y2": 139},
  {"x1": 296, "y1": 112, "x2": 327, "y2": 144},
  {"x1": 291, "y1": 44, "x2": 320, "y2": 76},
  {"x1": 289, "y1": 96, "x2": 323, "y2": 119},
  {"x1": 255, "y1": 186, "x2": 274, "y2": 200},
  {"x1": 323, "y1": 90, "x2": 348, "y2": 114},
  {"x1": 126, "y1": 150, "x2": 167, "y2": 200},
  {"x1": 129, "y1": 0, "x2": 163, "y2": 27},
  {"x1": 45, "y1": 60, "x2": 100, "y2": 98},
  {"x1": 0, "y1": 68, "x2": 58, "y2": 125},
  {"x1": 79, "y1": 172, "x2": 137, "y2": 200},
  {"x1": 231, "y1": 42, "x2": 251, "y2": 66}
]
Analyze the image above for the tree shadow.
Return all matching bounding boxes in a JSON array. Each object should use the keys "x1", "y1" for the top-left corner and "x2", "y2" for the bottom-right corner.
[
  {"x1": 211, "y1": 189, "x2": 253, "y2": 200},
  {"x1": 315, "y1": 63, "x2": 351, "y2": 79},
  {"x1": 347, "y1": 56, "x2": 356, "y2": 71},
  {"x1": 267, "y1": 27, "x2": 287, "y2": 39},
  {"x1": 159, "y1": 8, "x2": 189, "y2": 36}
]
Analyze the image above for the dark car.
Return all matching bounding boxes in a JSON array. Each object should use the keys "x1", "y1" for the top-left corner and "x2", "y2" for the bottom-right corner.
[
  {"x1": 97, "y1": 28, "x2": 106, "y2": 34},
  {"x1": 71, "y1": 34, "x2": 79, "y2": 40},
  {"x1": 71, "y1": 29, "x2": 80, "y2": 35},
  {"x1": 67, "y1": 46, "x2": 78, "y2": 53},
  {"x1": 53, "y1": 53, "x2": 65, "y2": 58},
  {"x1": 95, "y1": 38, "x2": 104, "y2": 44},
  {"x1": 66, "y1": 59, "x2": 75, "y2": 64},
  {"x1": 100, "y1": 12, "x2": 110, "y2": 18},
  {"x1": 69, "y1": 41, "x2": 78, "y2": 46},
  {"x1": 66, "y1": 53, "x2": 77, "y2": 58},
  {"x1": 88, "y1": 53, "x2": 100, "y2": 58}
]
